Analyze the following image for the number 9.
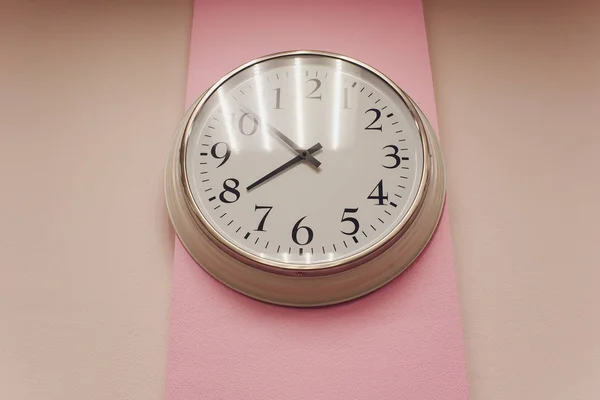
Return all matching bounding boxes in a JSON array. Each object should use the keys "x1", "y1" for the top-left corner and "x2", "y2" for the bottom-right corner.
[{"x1": 210, "y1": 142, "x2": 231, "y2": 168}]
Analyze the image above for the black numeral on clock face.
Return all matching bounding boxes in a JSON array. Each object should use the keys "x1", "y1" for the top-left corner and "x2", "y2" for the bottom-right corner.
[
  {"x1": 365, "y1": 108, "x2": 382, "y2": 131},
  {"x1": 254, "y1": 205, "x2": 273, "y2": 232},
  {"x1": 210, "y1": 142, "x2": 231, "y2": 168},
  {"x1": 340, "y1": 208, "x2": 360, "y2": 235},
  {"x1": 367, "y1": 180, "x2": 388, "y2": 205},
  {"x1": 382, "y1": 145, "x2": 401, "y2": 169},
  {"x1": 292, "y1": 216, "x2": 314, "y2": 245},
  {"x1": 219, "y1": 178, "x2": 241, "y2": 203}
]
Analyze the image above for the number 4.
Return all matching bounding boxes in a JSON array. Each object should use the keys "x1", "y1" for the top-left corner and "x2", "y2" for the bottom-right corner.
[{"x1": 367, "y1": 180, "x2": 388, "y2": 205}]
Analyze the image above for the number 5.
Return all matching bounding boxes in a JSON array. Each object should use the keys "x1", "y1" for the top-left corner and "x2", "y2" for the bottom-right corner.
[{"x1": 340, "y1": 208, "x2": 360, "y2": 235}]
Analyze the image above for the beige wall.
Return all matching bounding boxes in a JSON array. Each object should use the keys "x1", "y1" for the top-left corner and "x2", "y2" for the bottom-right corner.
[
  {"x1": 1, "y1": 0, "x2": 598, "y2": 399},
  {"x1": 425, "y1": 1, "x2": 600, "y2": 398}
]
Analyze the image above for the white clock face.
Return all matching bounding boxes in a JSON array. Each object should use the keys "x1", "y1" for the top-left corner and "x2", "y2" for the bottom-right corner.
[{"x1": 184, "y1": 54, "x2": 425, "y2": 269}]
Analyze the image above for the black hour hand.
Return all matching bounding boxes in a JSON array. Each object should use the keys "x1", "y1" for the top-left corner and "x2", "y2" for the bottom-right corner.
[{"x1": 246, "y1": 143, "x2": 322, "y2": 191}]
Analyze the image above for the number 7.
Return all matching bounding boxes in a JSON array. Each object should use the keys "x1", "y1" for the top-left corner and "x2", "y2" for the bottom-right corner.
[{"x1": 254, "y1": 205, "x2": 273, "y2": 232}]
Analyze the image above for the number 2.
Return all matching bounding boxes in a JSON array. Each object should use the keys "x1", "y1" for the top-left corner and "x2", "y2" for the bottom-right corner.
[
  {"x1": 305, "y1": 79, "x2": 322, "y2": 100},
  {"x1": 365, "y1": 108, "x2": 382, "y2": 131}
]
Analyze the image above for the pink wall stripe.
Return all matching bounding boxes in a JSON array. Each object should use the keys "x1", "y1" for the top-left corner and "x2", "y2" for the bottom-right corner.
[{"x1": 167, "y1": 1, "x2": 469, "y2": 399}]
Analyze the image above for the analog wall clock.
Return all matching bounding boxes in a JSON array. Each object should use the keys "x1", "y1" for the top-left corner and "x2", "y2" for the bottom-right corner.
[{"x1": 165, "y1": 50, "x2": 446, "y2": 307}]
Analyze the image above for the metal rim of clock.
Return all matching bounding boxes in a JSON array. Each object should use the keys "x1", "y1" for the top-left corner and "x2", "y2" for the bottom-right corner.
[
  {"x1": 165, "y1": 50, "x2": 446, "y2": 306},
  {"x1": 180, "y1": 50, "x2": 431, "y2": 272}
]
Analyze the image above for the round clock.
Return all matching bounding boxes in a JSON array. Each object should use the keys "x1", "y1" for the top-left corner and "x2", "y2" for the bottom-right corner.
[{"x1": 165, "y1": 50, "x2": 445, "y2": 307}]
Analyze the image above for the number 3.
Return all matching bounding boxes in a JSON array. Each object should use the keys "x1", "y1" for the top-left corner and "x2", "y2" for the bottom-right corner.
[{"x1": 382, "y1": 145, "x2": 401, "y2": 169}]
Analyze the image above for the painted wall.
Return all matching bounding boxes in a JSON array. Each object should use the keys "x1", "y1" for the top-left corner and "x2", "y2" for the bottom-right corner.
[{"x1": 1, "y1": 0, "x2": 599, "y2": 399}]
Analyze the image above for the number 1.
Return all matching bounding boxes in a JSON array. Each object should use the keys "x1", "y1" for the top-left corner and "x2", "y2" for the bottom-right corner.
[
  {"x1": 343, "y1": 88, "x2": 351, "y2": 109},
  {"x1": 273, "y1": 88, "x2": 282, "y2": 109}
]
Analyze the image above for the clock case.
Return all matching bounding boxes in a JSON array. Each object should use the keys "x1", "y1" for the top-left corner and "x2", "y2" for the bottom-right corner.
[{"x1": 164, "y1": 50, "x2": 446, "y2": 307}]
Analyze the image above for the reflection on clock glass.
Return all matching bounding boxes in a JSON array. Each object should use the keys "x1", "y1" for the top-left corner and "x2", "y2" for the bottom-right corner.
[{"x1": 185, "y1": 54, "x2": 424, "y2": 268}]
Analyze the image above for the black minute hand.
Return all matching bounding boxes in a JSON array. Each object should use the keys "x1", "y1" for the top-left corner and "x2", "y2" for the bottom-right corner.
[{"x1": 246, "y1": 143, "x2": 322, "y2": 191}]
